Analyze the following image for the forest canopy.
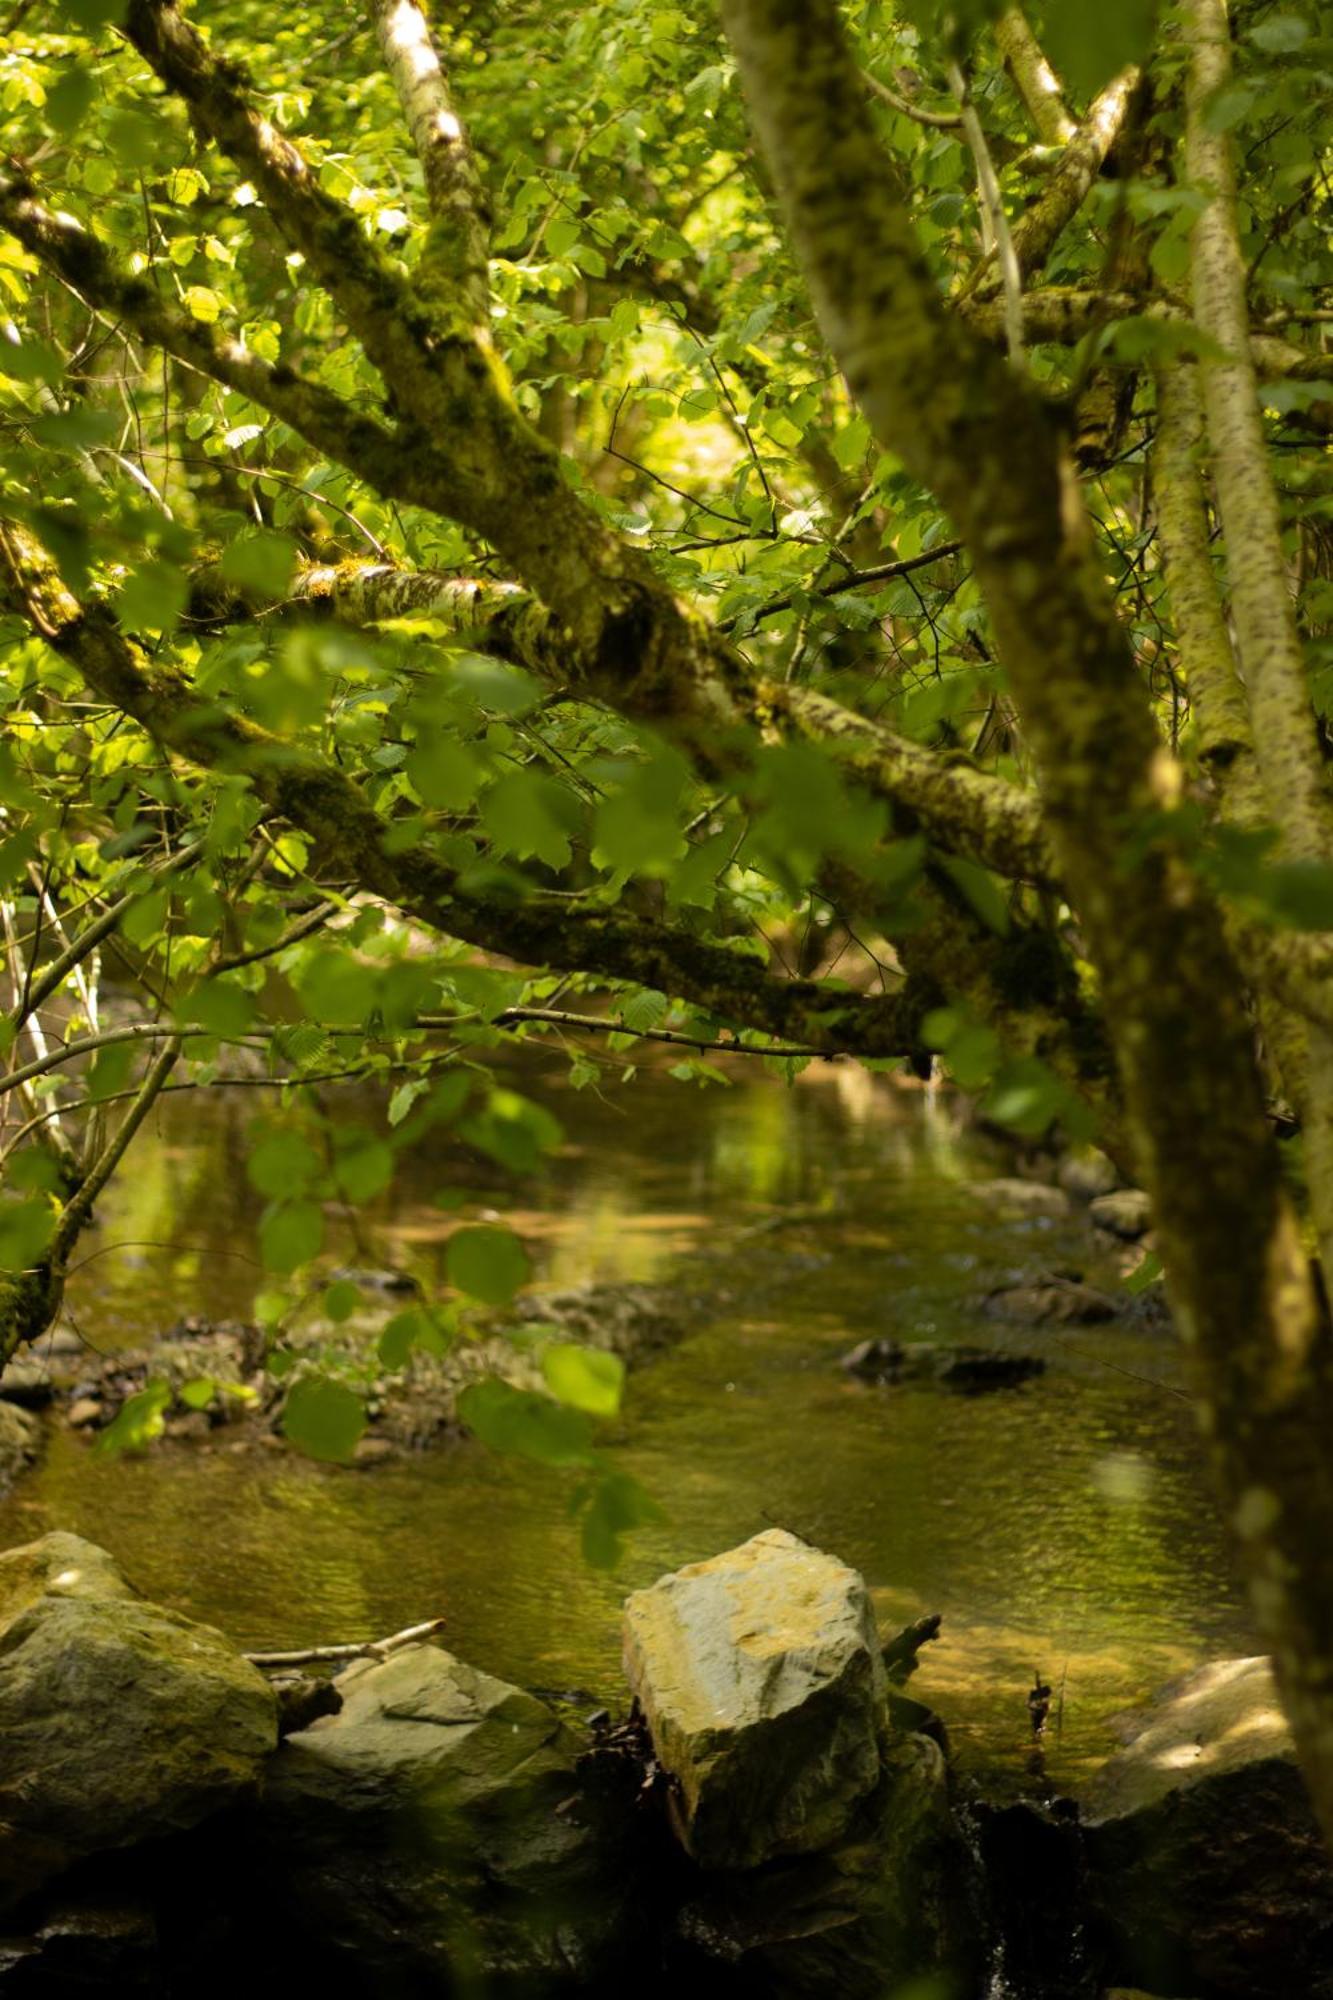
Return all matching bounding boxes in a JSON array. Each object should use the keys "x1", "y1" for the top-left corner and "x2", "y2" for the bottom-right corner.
[{"x1": 5, "y1": 0, "x2": 1333, "y2": 1831}]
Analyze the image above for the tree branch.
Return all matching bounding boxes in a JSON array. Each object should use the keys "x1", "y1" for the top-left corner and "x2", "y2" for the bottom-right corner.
[
  {"x1": 992, "y1": 7, "x2": 1075, "y2": 146},
  {"x1": 720, "y1": 0, "x2": 1333, "y2": 1842},
  {"x1": 0, "y1": 521, "x2": 922, "y2": 1062},
  {"x1": 367, "y1": 0, "x2": 492, "y2": 325}
]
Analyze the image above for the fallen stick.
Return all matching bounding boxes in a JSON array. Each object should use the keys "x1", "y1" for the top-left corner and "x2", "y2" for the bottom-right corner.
[{"x1": 244, "y1": 1616, "x2": 447, "y2": 1670}]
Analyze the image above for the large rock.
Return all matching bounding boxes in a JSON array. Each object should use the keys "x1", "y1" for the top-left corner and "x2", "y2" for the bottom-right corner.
[
  {"x1": 0, "y1": 1533, "x2": 278, "y2": 1907},
  {"x1": 622, "y1": 1530, "x2": 887, "y2": 1870},
  {"x1": 0, "y1": 1401, "x2": 41, "y2": 1492},
  {"x1": 1083, "y1": 1657, "x2": 1333, "y2": 1997},
  {"x1": 260, "y1": 1642, "x2": 630, "y2": 1993},
  {"x1": 673, "y1": 1732, "x2": 979, "y2": 1999}
]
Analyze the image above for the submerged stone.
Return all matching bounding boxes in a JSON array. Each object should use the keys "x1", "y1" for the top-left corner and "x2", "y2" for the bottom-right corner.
[
  {"x1": 1083, "y1": 1657, "x2": 1333, "y2": 1998},
  {"x1": 982, "y1": 1274, "x2": 1117, "y2": 1324},
  {"x1": 622, "y1": 1529, "x2": 887, "y2": 1870},
  {"x1": 0, "y1": 1532, "x2": 277, "y2": 1908},
  {"x1": 840, "y1": 1337, "x2": 1044, "y2": 1389},
  {"x1": 972, "y1": 1177, "x2": 1071, "y2": 1219}
]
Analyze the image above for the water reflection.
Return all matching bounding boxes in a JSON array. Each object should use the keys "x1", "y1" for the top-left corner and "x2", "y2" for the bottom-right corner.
[{"x1": 0, "y1": 1059, "x2": 1254, "y2": 1797}]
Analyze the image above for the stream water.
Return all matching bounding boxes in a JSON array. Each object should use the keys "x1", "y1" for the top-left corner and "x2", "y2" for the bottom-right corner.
[{"x1": 0, "y1": 1059, "x2": 1255, "y2": 1799}]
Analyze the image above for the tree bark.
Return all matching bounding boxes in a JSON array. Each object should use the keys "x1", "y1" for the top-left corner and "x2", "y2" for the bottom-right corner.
[{"x1": 721, "y1": 0, "x2": 1333, "y2": 1842}]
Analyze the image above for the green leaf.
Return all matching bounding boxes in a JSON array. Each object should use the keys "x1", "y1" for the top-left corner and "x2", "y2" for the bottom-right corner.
[
  {"x1": 294, "y1": 950, "x2": 378, "y2": 1026},
  {"x1": 1125, "y1": 1248, "x2": 1164, "y2": 1296},
  {"x1": 6, "y1": 1151, "x2": 62, "y2": 1194},
  {"x1": 445, "y1": 1224, "x2": 530, "y2": 1303},
  {"x1": 982, "y1": 1057, "x2": 1067, "y2": 1139},
  {"x1": 183, "y1": 978, "x2": 256, "y2": 1038},
  {"x1": 247, "y1": 1130, "x2": 322, "y2": 1198},
  {"x1": 0, "y1": 334, "x2": 64, "y2": 384},
  {"x1": 259, "y1": 1199, "x2": 325, "y2": 1274},
  {"x1": 86, "y1": 1042, "x2": 135, "y2": 1102},
  {"x1": 481, "y1": 769, "x2": 575, "y2": 870},
  {"x1": 619, "y1": 989, "x2": 668, "y2": 1034},
  {"x1": 282, "y1": 1376, "x2": 367, "y2": 1463},
  {"x1": 118, "y1": 559, "x2": 189, "y2": 634},
  {"x1": 1250, "y1": 14, "x2": 1309, "y2": 53},
  {"x1": 220, "y1": 531, "x2": 298, "y2": 598},
  {"x1": 323, "y1": 1279, "x2": 363, "y2": 1322},
  {"x1": 94, "y1": 1380, "x2": 171, "y2": 1458},
  {"x1": 457, "y1": 1377, "x2": 595, "y2": 1467},
  {"x1": 334, "y1": 1138, "x2": 394, "y2": 1203},
  {"x1": 59, "y1": 0, "x2": 127, "y2": 32},
  {"x1": 178, "y1": 1377, "x2": 216, "y2": 1410},
  {"x1": 939, "y1": 855, "x2": 1010, "y2": 935},
  {"x1": 541, "y1": 1343, "x2": 625, "y2": 1417},
  {"x1": 1042, "y1": 0, "x2": 1159, "y2": 99},
  {"x1": 388, "y1": 1078, "x2": 430, "y2": 1127},
  {"x1": 0, "y1": 1199, "x2": 56, "y2": 1274},
  {"x1": 182, "y1": 284, "x2": 227, "y2": 324},
  {"x1": 460, "y1": 1088, "x2": 562, "y2": 1173},
  {"x1": 942, "y1": 1024, "x2": 1002, "y2": 1090},
  {"x1": 1251, "y1": 860, "x2": 1333, "y2": 932},
  {"x1": 578, "y1": 1470, "x2": 664, "y2": 1569},
  {"x1": 378, "y1": 1306, "x2": 429, "y2": 1368},
  {"x1": 29, "y1": 408, "x2": 120, "y2": 450},
  {"x1": 407, "y1": 734, "x2": 483, "y2": 811}
]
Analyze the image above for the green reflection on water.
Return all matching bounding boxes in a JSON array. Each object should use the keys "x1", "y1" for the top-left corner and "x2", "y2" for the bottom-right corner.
[{"x1": 0, "y1": 1063, "x2": 1254, "y2": 1798}]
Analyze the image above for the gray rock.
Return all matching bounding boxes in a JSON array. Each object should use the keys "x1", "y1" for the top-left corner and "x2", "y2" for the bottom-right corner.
[
  {"x1": 1057, "y1": 1148, "x2": 1120, "y2": 1202},
  {"x1": 1084, "y1": 1657, "x2": 1333, "y2": 1998},
  {"x1": 261, "y1": 1642, "x2": 627, "y2": 1990},
  {"x1": 622, "y1": 1529, "x2": 887, "y2": 1870},
  {"x1": 66, "y1": 1396, "x2": 102, "y2": 1428},
  {"x1": 0, "y1": 1401, "x2": 41, "y2": 1492},
  {"x1": 0, "y1": 1532, "x2": 278, "y2": 1907},
  {"x1": 972, "y1": 1177, "x2": 1071, "y2": 1219},
  {"x1": 1088, "y1": 1189, "x2": 1153, "y2": 1240}
]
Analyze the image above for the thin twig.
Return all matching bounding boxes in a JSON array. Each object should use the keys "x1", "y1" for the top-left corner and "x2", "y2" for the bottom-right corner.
[
  {"x1": 436, "y1": 1004, "x2": 842, "y2": 1059},
  {"x1": 245, "y1": 1617, "x2": 448, "y2": 1670},
  {"x1": 863, "y1": 67, "x2": 963, "y2": 130},
  {"x1": 948, "y1": 59, "x2": 1025, "y2": 368}
]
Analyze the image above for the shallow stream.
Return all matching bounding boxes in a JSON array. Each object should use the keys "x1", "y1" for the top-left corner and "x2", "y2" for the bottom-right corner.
[{"x1": 0, "y1": 1059, "x2": 1255, "y2": 1798}]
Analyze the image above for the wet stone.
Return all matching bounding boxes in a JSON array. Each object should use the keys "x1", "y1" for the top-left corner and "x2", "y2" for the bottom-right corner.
[
  {"x1": 1083, "y1": 1658, "x2": 1333, "y2": 1999},
  {"x1": 0, "y1": 1532, "x2": 277, "y2": 1908}
]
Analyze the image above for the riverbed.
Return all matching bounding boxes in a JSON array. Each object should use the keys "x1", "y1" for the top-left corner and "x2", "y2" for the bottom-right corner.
[{"x1": 0, "y1": 1057, "x2": 1255, "y2": 1798}]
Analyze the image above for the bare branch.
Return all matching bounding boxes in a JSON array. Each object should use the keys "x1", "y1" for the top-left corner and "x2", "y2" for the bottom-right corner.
[
  {"x1": 974, "y1": 65, "x2": 1141, "y2": 291},
  {"x1": 992, "y1": 8, "x2": 1076, "y2": 146},
  {"x1": 367, "y1": 0, "x2": 492, "y2": 324},
  {"x1": 245, "y1": 1617, "x2": 447, "y2": 1670}
]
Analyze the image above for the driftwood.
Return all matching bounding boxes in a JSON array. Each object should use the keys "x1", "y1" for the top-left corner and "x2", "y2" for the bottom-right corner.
[
  {"x1": 244, "y1": 1616, "x2": 447, "y2": 1671},
  {"x1": 881, "y1": 1612, "x2": 943, "y2": 1684}
]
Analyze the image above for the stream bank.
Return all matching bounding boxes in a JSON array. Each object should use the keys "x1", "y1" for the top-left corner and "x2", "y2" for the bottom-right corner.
[
  {"x1": 1, "y1": 1528, "x2": 1328, "y2": 2000},
  {"x1": 0, "y1": 1066, "x2": 1256, "y2": 1802}
]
